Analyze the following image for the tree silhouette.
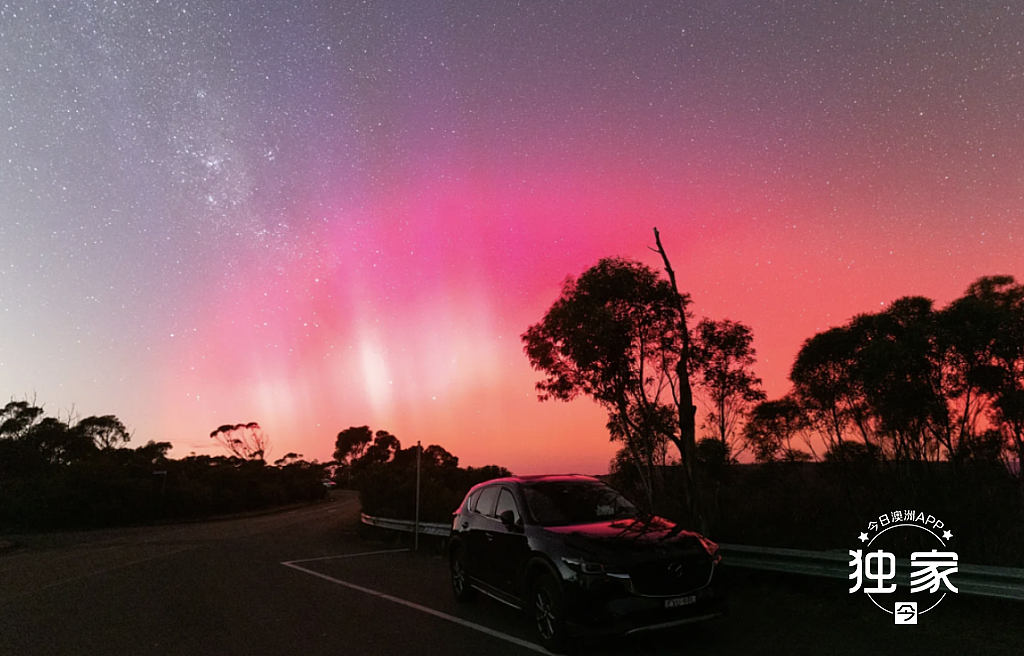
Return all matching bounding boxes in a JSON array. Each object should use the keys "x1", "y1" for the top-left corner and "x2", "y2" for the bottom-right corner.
[
  {"x1": 0, "y1": 402, "x2": 112, "y2": 471},
  {"x1": 522, "y1": 256, "x2": 681, "y2": 506},
  {"x1": 523, "y1": 230, "x2": 708, "y2": 527},
  {"x1": 29, "y1": 416, "x2": 96, "y2": 466},
  {"x1": 743, "y1": 396, "x2": 811, "y2": 463},
  {"x1": 356, "y1": 430, "x2": 401, "y2": 469},
  {"x1": 0, "y1": 400, "x2": 45, "y2": 439},
  {"x1": 851, "y1": 297, "x2": 947, "y2": 463},
  {"x1": 790, "y1": 325, "x2": 867, "y2": 456},
  {"x1": 650, "y1": 227, "x2": 704, "y2": 528},
  {"x1": 423, "y1": 444, "x2": 459, "y2": 469},
  {"x1": 690, "y1": 317, "x2": 766, "y2": 457},
  {"x1": 74, "y1": 415, "x2": 131, "y2": 450},
  {"x1": 788, "y1": 276, "x2": 1024, "y2": 475},
  {"x1": 949, "y1": 276, "x2": 1024, "y2": 481},
  {"x1": 334, "y1": 426, "x2": 373, "y2": 466},
  {"x1": 209, "y1": 422, "x2": 270, "y2": 461}
]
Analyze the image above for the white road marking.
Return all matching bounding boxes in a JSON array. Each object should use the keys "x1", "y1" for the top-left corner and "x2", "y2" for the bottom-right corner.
[
  {"x1": 281, "y1": 552, "x2": 551, "y2": 655},
  {"x1": 285, "y1": 547, "x2": 410, "y2": 564}
]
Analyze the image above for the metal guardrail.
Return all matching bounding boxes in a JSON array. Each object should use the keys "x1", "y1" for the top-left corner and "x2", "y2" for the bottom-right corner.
[
  {"x1": 360, "y1": 513, "x2": 1024, "y2": 600},
  {"x1": 719, "y1": 543, "x2": 1024, "y2": 601},
  {"x1": 360, "y1": 513, "x2": 451, "y2": 537},
  {"x1": 719, "y1": 543, "x2": 849, "y2": 578}
]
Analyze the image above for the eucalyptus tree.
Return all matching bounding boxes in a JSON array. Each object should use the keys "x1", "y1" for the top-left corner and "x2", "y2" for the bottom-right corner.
[
  {"x1": 522, "y1": 256, "x2": 681, "y2": 507},
  {"x1": 947, "y1": 276, "x2": 1024, "y2": 477},
  {"x1": 209, "y1": 422, "x2": 271, "y2": 461},
  {"x1": 743, "y1": 396, "x2": 811, "y2": 463},
  {"x1": 74, "y1": 415, "x2": 131, "y2": 450},
  {"x1": 523, "y1": 230, "x2": 708, "y2": 526},
  {"x1": 690, "y1": 317, "x2": 766, "y2": 457},
  {"x1": 334, "y1": 425, "x2": 374, "y2": 467},
  {"x1": 789, "y1": 325, "x2": 867, "y2": 455}
]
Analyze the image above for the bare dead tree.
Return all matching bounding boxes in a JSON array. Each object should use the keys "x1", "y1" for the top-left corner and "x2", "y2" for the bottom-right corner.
[{"x1": 651, "y1": 227, "x2": 706, "y2": 531}]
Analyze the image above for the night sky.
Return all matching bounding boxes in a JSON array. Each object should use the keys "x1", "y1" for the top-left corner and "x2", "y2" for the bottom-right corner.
[{"x1": 2, "y1": 1, "x2": 1021, "y2": 474}]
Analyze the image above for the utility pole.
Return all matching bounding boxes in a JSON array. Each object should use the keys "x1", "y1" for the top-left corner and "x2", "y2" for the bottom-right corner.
[{"x1": 414, "y1": 440, "x2": 421, "y2": 551}]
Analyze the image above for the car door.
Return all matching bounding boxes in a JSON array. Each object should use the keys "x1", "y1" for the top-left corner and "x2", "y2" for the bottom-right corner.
[
  {"x1": 466, "y1": 485, "x2": 500, "y2": 583},
  {"x1": 488, "y1": 486, "x2": 530, "y2": 595}
]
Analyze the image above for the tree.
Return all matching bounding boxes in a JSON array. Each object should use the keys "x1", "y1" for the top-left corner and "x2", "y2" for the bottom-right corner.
[
  {"x1": 0, "y1": 402, "x2": 110, "y2": 472},
  {"x1": 851, "y1": 297, "x2": 947, "y2": 463},
  {"x1": 522, "y1": 255, "x2": 682, "y2": 509},
  {"x1": 788, "y1": 280, "x2": 1024, "y2": 472},
  {"x1": 650, "y1": 228, "x2": 705, "y2": 529},
  {"x1": 606, "y1": 402, "x2": 676, "y2": 506},
  {"x1": 789, "y1": 298, "x2": 949, "y2": 465},
  {"x1": 951, "y1": 276, "x2": 1024, "y2": 478},
  {"x1": 274, "y1": 452, "x2": 303, "y2": 466},
  {"x1": 743, "y1": 396, "x2": 810, "y2": 463},
  {"x1": 334, "y1": 426, "x2": 373, "y2": 466},
  {"x1": 522, "y1": 229, "x2": 708, "y2": 527},
  {"x1": 29, "y1": 416, "x2": 97, "y2": 466},
  {"x1": 691, "y1": 318, "x2": 766, "y2": 456},
  {"x1": 209, "y1": 422, "x2": 270, "y2": 461},
  {"x1": 824, "y1": 440, "x2": 882, "y2": 464},
  {"x1": 354, "y1": 430, "x2": 401, "y2": 469},
  {"x1": 423, "y1": 444, "x2": 459, "y2": 469},
  {"x1": 790, "y1": 326, "x2": 865, "y2": 455},
  {"x1": 134, "y1": 440, "x2": 172, "y2": 465},
  {"x1": 0, "y1": 400, "x2": 44, "y2": 440},
  {"x1": 74, "y1": 415, "x2": 131, "y2": 450}
]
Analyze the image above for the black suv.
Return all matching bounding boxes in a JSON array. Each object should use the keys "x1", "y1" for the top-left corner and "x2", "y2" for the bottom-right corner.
[{"x1": 448, "y1": 474, "x2": 725, "y2": 650}]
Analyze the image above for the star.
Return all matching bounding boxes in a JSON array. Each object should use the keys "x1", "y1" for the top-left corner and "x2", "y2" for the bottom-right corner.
[
  {"x1": 858, "y1": 532, "x2": 869, "y2": 543},
  {"x1": 942, "y1": 530, "x2": 953, "y2": 540}
]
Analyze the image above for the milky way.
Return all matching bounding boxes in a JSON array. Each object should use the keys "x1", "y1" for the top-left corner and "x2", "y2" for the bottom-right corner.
[{"x1": 1, "y1": 1, "x2": 1021, "y2": 473}]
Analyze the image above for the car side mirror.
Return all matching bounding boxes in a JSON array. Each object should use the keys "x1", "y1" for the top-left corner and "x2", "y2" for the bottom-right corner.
[{"x1": 498, "y1": 509, "x2": 521, "y2": 532}]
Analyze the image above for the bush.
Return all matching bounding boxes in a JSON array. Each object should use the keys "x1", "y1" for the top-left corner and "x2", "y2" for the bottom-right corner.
[
  {"x1": 0, "y1": 452, "x2": 328, "y2": 530},
  {"x1": 356, "y1": 462, "x2": 511, "y2": 523},
  {"x1": 646, "y1": 461, "x2": 1024, "y2": 567}
]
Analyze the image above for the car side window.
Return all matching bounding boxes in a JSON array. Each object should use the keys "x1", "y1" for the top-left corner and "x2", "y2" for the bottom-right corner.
[
  {"x1": 494, "y1": 487, "x2": 521, "y2": 524},
  {"x1": 465, "y1": 489, "x2": 482, "y2": 513},
  {"x1": 475, "y1": 485, "x2": 500, "y2": 517}
]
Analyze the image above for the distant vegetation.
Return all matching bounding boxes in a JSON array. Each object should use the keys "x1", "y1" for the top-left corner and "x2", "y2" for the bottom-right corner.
[
  {"x1": 333, "y1": 425, "x2": 511, "y2": 523},
  {"x1": 0, "y1": 402, "x2": 327, "y2": 530}
]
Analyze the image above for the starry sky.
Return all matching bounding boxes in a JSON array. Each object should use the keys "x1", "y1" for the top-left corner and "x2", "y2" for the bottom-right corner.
[{"x1": 1, "y1": 1, "x2": 1021, "y2": 474}]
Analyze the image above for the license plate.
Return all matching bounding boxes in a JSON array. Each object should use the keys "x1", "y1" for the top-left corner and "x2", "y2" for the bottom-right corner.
[{"x1": 664, "y1": 595, "x2": 697, "y2": 608}]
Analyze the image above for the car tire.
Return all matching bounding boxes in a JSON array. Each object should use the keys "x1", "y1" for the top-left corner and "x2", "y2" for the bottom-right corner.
[
  {"x1": 450, "y1": 547, "x2": 476, "y2": 602},
  {"x1": 531, "y1": 573, "x2": 568, "y2": 652}
]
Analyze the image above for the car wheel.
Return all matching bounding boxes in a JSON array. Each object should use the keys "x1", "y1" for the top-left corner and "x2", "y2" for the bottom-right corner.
[
  {"x1": 531, "y1": 573, "x2": 567, "y2": 651},
  {"x1": 450, "y1": 548, "x2": 476, "y2": 602}
]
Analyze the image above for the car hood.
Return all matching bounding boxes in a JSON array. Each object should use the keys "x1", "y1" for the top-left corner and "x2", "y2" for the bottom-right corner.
[{"x1": 542, "y1": 515, "x2": 715, "y2": 558}]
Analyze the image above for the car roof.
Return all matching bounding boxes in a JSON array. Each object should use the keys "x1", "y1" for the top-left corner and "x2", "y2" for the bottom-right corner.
[{"x1": 470, "y1": 474, "x2": 602, "y2": 489}]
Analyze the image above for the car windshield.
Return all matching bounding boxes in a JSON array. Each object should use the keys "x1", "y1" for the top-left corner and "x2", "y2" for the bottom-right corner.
[{"x1": 522, "y1": 481, "x2": 641, "y2": 527}]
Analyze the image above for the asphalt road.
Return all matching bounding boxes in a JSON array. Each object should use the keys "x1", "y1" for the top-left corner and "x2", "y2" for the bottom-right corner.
[{"x1": 2, "y1": 491, "x2": 1022, "y2": 656}]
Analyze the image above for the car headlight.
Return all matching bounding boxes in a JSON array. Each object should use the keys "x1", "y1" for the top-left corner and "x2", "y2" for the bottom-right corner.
[
  {"x1": 698, "y1": 536, "x2": 722, "y2": 564},
  {"x1": 561, "y1": 556, "x2": 608, "y2": 574},
  {"x1": 561, "y1": 556, "x2": 630, "y2": 577}
]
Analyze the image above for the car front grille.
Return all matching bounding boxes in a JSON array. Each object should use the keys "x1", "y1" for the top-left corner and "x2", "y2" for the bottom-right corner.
[{"x1": 628, "y1": 555, "x2": 714, "y2": 596}]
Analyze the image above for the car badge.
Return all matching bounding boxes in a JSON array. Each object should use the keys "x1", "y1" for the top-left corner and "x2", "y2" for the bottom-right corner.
[{"x1": 667, "y1": 561, "x2": 686, "y2": 578}]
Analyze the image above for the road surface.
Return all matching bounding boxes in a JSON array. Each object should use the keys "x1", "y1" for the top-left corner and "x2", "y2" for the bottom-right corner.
[{"x1": 1, "y1": 491, "x2": 1020, "y2": 655}]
